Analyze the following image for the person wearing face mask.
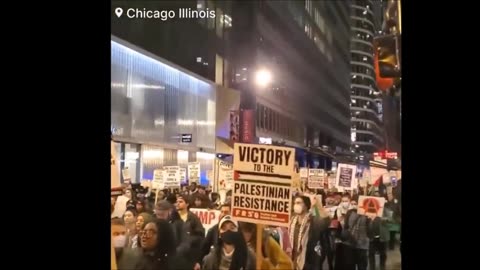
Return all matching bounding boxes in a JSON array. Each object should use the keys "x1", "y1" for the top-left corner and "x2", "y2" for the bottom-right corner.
[
  {"x1": 112, "y1": 218, "x2": 128, "y2": 249},
  {"x1": 336, "y1": 195, "x2": 352, "y2": 226},
  {"x1": 195, "y1": 203, "x2": 232, "y2": 270},
  {"x1": 203, "y1": 215, "x2": 255, "y2": 270},
  {"x1": 289, "y1": 195, "x2": 331, "y2": 270}
]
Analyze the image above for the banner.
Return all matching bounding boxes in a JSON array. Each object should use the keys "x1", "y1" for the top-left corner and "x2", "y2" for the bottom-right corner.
[
  {"x1": 232, "y1": 143, "x2": 295, "y2": 227},
  {"x1": 190, "y1": 208, "x2": 221, "y2": 235},
  {"x1": 336, "y1": 164, "x2": 357, "y2": 190},
  {"x1": 240, "y1": 110, "x2": 255, "y2": 143},
  {"x1": 229, "y1": 110, "x2": 240, "y2": 142},
  {"x1": 152, "y1": 169, "x2": 164, "y2": 190},
  {"x1": 308, "y1": 169, "x2": 325, "y2": 189},
  {"x1": 163, "y1": 166, "x2": 181, "y2": 189},
  {"x1": 217, "y1": 159, "x2": 234, "y2": 190},
  {"x1": 357, "y1": 195, "x2": 386, "y2": 218},
  {"x1": 188, "y1": 162, "x2": 200, "y2": 184}
]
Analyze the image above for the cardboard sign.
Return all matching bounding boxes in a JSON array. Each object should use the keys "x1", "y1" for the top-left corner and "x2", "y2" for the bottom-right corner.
[
  {"x1": 232, "y1": 143, "x2": 295, "y2": 227},
  {"x1": 188, "y1": 162, "x2": 201, "y2": 184},
  {"x1": 308, "y1": 169, "x2": 325, "y2": 189},
  {"x1": 327, "y1": 174, "x2": 336, "y2": 190},
  {"x1": 218, "y1": 160, "x2": 234, "y2": 190},
  {"x1": 190, "y1": 208, "x2": 221, "y2": 235},
  {"x1": 122, "y1": 167, "x2": 131, "y2": 182},
  {"x1": 336, "y1": 164, "x2": 357, "y2": 189},
  {"x1": 163, "y1": 166, "x2": 181, "y2": 189},
  {"x1": 299, "y1": 168, "x2": 309, "y2": 179},
  {"x1": 357, "y1": 196, "x2": 386, "y2": 218},
  {"x1": 152, "y1": 169, "x2": 164, "y2": 190}
]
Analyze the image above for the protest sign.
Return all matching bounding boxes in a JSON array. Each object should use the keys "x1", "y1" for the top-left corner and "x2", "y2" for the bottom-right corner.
[
  {"x1": 190, "y1": 208, "x2": 221, "y2": 235},
  {"x1": 232, "y1": 143, "x2": 295, "y2": 227},
  {"x1": 308, "y1": 169, "x2": 325, "y2": 189},
  {"x1": 180, "y1": 168, "x2": 187, "y2": 185},
  {"x1": 163, "y1": 166, "x2": 181, "y2": 189},
  {"x1": 299, "y1": 168, "x2": 309, "y2": 179},
  {"x1": 336, "y1": 164, "x2": 357, "y2": 189},
  {"x1": 217, "y1": 159, "x2": 234, "y2": 190},
  {"x1": 357, "y1": 195, "x2": 386, "y2": 218},
  {"x1": 152, "y1": 169, "x2": 164, "y2": 190},
  {"x1": 188, "y1": 162, "x2": 200, "y2": 184}
]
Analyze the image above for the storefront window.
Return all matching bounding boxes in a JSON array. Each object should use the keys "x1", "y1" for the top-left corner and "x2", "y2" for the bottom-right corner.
[{"x1": 122, "y1": 143, "x2": 141, "y2": 183}]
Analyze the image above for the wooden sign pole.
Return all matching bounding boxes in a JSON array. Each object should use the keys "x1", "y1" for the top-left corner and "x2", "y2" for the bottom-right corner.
[
  {"x1": 256, "y1": 224, "x2": 264, "y2": 270},
  {"x1": 154, "y1": 188, "x2": 160, "y2": 206}
]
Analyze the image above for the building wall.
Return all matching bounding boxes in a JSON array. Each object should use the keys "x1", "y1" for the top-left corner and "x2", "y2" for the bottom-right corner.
[
  {"x1": 111, "y1": 37, "x2": 217, "y2": 185},
  {"x1": 111, "y1": 38, "x2": 216, "y2": 151},
  {"x1": 229, "y1": 0, "x2": 352, "y2": 150},
  {"x1": 350, "y1": 0, "x2": 385, "y2": 154}
]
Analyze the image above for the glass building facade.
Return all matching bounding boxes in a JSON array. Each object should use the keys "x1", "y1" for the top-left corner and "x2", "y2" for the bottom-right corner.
[
  {"x1": 111, "y1": 37, "x2": 216, "y2": 185},
  {"x1": 350, "y1": 0, "x2": 385, "y2": 155}
]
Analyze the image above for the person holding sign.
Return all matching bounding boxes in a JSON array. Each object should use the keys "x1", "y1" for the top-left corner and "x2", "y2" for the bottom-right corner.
[
  {"x1": 239, "y1": 222, "x2": 293, "y2": 270},
  {"x1": 202, "y1": 215, "x2": 256, "y2": 270}
]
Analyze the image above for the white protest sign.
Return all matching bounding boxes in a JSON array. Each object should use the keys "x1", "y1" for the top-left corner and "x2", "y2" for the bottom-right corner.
[
  {"x1": 122, "y1": 167, "x2": 131, "y2": 181},
  {"x1": 163, "y1": 166, "x2": 181, "y2": 189},
  {"x1": 232, "y1": 143, "x2": 295, "y2": 227},
  {"x1": 383, "y1": 173, "x2": 391, "y2": 185},
  {"x1": 299, "y1": 168, "x2": 309, "y2": 179},
  {"x1": 308, "y1": 169, "x2": 325, "y2": 189},
  {"x1": 152, "y1": 169, "x2": 164, "y2": 190},
  {"x1": 188, "y1": 162, "x2": 200, "y2": 184},
  {"x1": 190, "y1": 208, "x2": 221, "y2": 235},
  {"x1": 357, "y1": 195, "x2": 386, "y2": 218},
  {"x1": 327, "y1": 174, "x2": 336, "y2": 190},
  {"x1": 336, "y1": 163, "x2": 357, "y2": 190},
  {"x1": 218, "y1": 160, "x2": 234, "y2": 190},
  {"x1": 180, "y1": 168, "x2": 187, "y2": 184}
]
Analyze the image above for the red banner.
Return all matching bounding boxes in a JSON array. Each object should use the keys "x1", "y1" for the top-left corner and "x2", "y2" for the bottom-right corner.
[{"x1": 240, "y1": 109, "x2": 255, "y2": 143}]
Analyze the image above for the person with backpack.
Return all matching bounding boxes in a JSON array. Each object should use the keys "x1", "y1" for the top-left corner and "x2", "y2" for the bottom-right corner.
[
  {"x1": 367, "y1": 213, "x2": 389, "y2": 270},
  {"x1": 335, "y1": 204, "x2": 370, "y2": 270}
]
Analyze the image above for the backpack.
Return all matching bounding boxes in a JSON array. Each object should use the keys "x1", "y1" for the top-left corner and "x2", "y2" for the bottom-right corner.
[{"x1": 341, "y1": 211, "x2": 362, "y2": 246}]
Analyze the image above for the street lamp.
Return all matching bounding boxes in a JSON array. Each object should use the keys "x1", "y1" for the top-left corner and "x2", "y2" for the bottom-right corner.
[{"x1": 254, "y1": 69, "x2": 272, "y2": 88}]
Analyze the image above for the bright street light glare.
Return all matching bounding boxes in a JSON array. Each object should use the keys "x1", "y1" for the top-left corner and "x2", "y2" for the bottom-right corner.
[{"x1": 255, "y1": 69, "x2": 272, "y2": 87}]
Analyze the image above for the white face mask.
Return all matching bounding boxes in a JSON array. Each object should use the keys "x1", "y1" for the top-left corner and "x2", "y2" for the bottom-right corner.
[
  {"x1": 341, "y1": 202, "x2": 350, "y2": 209},
  {"x1": 294, "y1": 204, "x2": 304, "y2": 214},
  {"x1": 113, "y1": 235, "x2": 126, "y2": 248}
]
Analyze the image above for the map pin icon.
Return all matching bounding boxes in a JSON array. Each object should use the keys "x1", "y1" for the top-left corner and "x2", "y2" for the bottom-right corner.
[{"x1": 115, "y1": 7, "x2": 123, "y2": 18}]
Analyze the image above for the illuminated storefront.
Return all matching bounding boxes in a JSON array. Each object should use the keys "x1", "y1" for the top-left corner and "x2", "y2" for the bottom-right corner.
[{"x1": 111, "y1": 36, "x2": 216, "y2": 185}]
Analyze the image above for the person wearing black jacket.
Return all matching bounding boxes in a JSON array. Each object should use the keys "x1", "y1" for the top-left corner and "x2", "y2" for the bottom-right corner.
[
  {"x1": 194, "y1": 203, "x2": 231, "y2": 270},
  {"x1": 117, "y1": 219, "x2": 176, "y2": 270},
  {"x1": 171, "y1": 194, "x2": 205, "y2": 270}
]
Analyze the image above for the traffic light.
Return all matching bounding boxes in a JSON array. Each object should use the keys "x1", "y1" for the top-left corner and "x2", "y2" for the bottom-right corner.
[
  {"x1": 374, "y1": 34, "x2": 401, "y2": 79},
  {"x1": 374, "y1": 34, "x2": 401, "y2": 91}
]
